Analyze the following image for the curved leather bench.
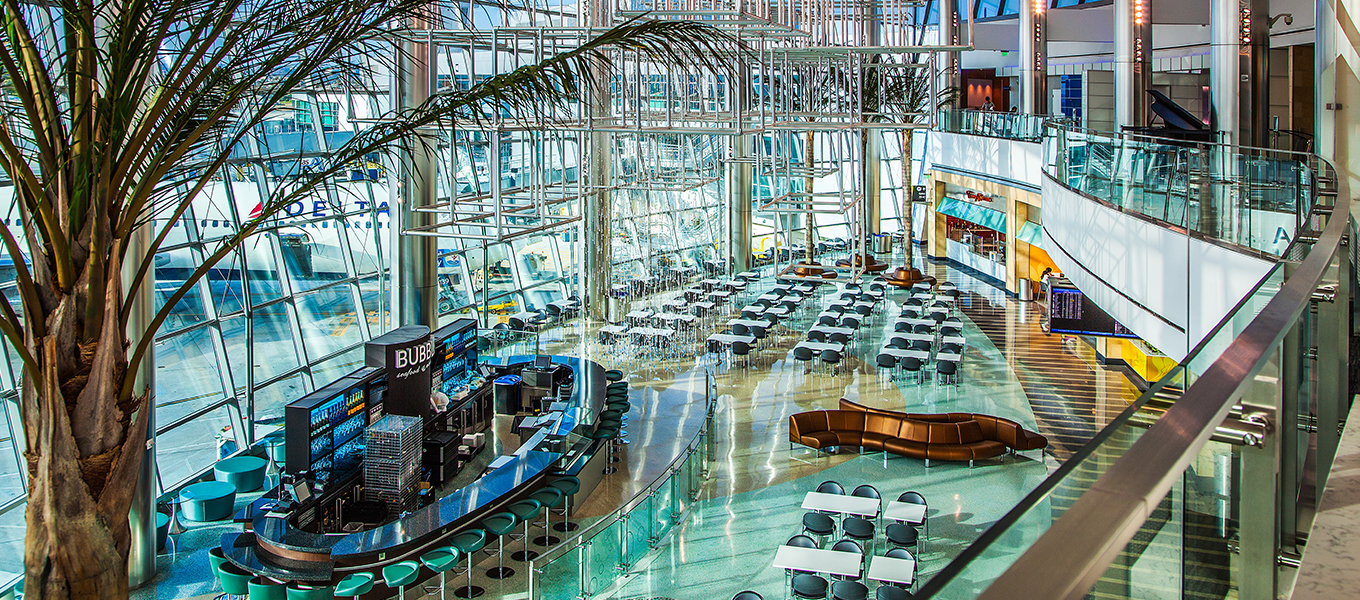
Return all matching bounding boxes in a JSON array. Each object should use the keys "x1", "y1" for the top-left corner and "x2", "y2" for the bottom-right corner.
[
  {"x1": 788, "y1": 400, "x2": 1047, "y2": 464},
  {"x1": 834, "y1": 254, "x2": 890, "y2": 273},
  {"x1": 884, "y1": 267, "x2": 936, "y2": 289}
]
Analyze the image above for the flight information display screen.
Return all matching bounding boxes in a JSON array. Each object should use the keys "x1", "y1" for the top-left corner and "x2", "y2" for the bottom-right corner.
[{"x1": 1049, "y1": 288, "x2": 1138, "y2": 338}]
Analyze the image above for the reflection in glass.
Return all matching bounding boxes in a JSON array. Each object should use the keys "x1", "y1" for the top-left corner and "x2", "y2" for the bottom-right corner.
[
  {"x1": 294, "y1": 285, "x2": 363, "y2": 358},
  {"x1": 156, "y1": 405, "x2": 239, "y2": 488},
  {"x1": 154, "y1": 328, "x2": 226, "y2": 425}
]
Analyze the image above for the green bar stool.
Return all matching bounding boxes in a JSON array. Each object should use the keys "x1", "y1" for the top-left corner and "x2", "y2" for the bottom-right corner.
[
  {"x1": 529, "y1": 487, "x2": 564, "y2": 547},
  {"x1": 420, "y1": 546, "x2": 461, "y2": 600},
  {"x1": 450, "y1": 530, "x2": 488, "y2": 598},
  {"x1": 481, "y1": 512, "x2": 520, "y2": 579},
  {"x1": 506, "y1": 499, "x2": 543, "y2": 562},
  {"x1": 589, "y1": 426, "x2": 620, "y2": 474},
  {"x1": 285, "y1": 582, "x2": 335, "y2": 600},
  {"x1": 604, "y1": 369, "x2": 625, "y2": 382},
  {"x1": 333, "y1": 572, "x2": 374, "y2": 598},
  {"x1": 208, "y1": 547, "x2": 229, "y2": 591},
  {"x1": 249, "y1": 576, "x2": 288, "y2": 600},
  {"x1": 217, "y1": 562, "x2": 253, "y2": 600},
  {"x1": 382, "y1": 560, "x2": 421, "y2": 600},
  {"x1": 548, "y1": 477, "x2": 581, "y2": 533}
]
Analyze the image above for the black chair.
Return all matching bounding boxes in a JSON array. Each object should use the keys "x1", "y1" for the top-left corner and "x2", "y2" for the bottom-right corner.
[
  {"x1": 894, "y1": 322, "x2": 911, "y2": 333},
  {"x1": 733, "y1": 592, "x2": 764, "y2": 600},
  {"x1": 829, "y1": 333, "x2": 849, "y2": 346},
  {"x1": 756, "y1": 298, "x2": 774, "y2": 308},
  {"x1": 883, "y1": 547, "x2": 919, "y2": 592},
  {"x1": 936, "y1": 360, "x2": 958, "y2": 385},
  {"x1": 910, "y1": 340, "x2": 931, "y2": 352},
  {"x1": 764, "y1": 314, "x2": 779, "y2": 327},
  {"x1": 792, "y1": 574, "x2": 829, "y2": 600},
  {"x1": 731, "y1": 341, "x2": 752, "y2": 367},
  {"x1": 842, "y1": 518, "x2": 875, "y2": 555},
  {"x1": 854, "y1": 304, "x2": 873, "y2": 318},
  {"x1": 830, "y1": 581, "x2": 869, "y2": 600},
  {"x1": 841, "y1": 316, "x2": 861, "y2": 330},
  {"x1": 941, "y1": 326, "x2": 962, "y2": 337},
  {"x1": 897, "y1": 492, "x2": 929, "y2": 537},
  {"x1": 808, "y1": 330, "x2": 827, "y2": 343},
  {"x1": 889, "y1": 337, "x2": 909, "y2": 350},
  {"x1": 850, "y1": 485, "x2": 879, "y2": 500},
  {"x1": 817, "y1": 481, "x2": 845, "y2": 495},
  {"x1": 876, "y1": 354, "x2": 898, "y2": 378},
  {"x1": 787, "y1": 534, "x2": 819, "y2": 549},
  {"x1": 803, "y1": 513, "x2": 836, "y2": 543},
  {"x1": 821, "y1": 349, "x2": 843, "y2": 375},
  {"x1": 830, "y1": 539, "x2": 862, "y2": 554},
  {"x1": 912, "y1": 324, "x2": 932, "y2": 335},
  {"x1": 900, "y1": 357, "x2": 923, "y2": 383},
  {"x1": 793, "y1": 346, "x2": 815, "y2": 371},
  {"x1": 743, "y1": 308, "x2": 763, "y2": 320},
  {"x1": 828, "y1": 304, "x2": 848, "y2": 314},
  {"x1": 885, "y1": 523, "x2": 919, "y2": 552},
  {"x1": 732, "y1": 323, "x2": 750, "y2": 336},
  {"x1": 930, "y1": 313, "x2": 946, "y2": 324},
  {"x1": 942, "y1": 343, "x2": 962, "y2": 354},
  {"x1": 876, "y1": 583, "x2": 912, "y2": 600},
  {"x1": 819, "y1": 315, "x2": 839, "y2": 327}
]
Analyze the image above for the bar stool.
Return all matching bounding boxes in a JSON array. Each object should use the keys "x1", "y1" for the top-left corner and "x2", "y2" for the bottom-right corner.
[
  {"x1": 248, "y1": 577, "x2": 287, "y2": 600},
  {"x1": 507, "y1": 499, "x2": 544, "y2": 561},
  {"x1": 381, "y1": 560, "x2": 420, "y2": 600},
  {"x1": 549, "y1": 476, "x2": 582, "y2": 533},
  {"x1": 529, "y1": 487, "x2": 565, "y2": 547},
  {"x1": 420, "y1": 546, "x2": 461, "y2": 600},
  {"x1": 450, "y1": 530, "x2": 488, "y2": 598},
  {"x1": 285, "y1": 582, "x2": 334, "y2": 600},
  {"x1": 333, "y1": 572, "x2": 374, "y2": 599},
  {"x1": 481, "y1": 512, "x2": 520, "y2": 579},
  {"x1": 217, "y1": 562, "x2": 253, "y2": 600},
  {"x1": 604, "y1": 369, "x2": 625, "y2": 382}
]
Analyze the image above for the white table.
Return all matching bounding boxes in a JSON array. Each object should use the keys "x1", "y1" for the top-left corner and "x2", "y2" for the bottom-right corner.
[
  {"x1": 911, "y1": 292, "x2": 935, "y2": 300},
  {"x1": 548, "y1": 299, "x2": 579, "y2": 312},
  {"x1": 808, "y1": 325, "x2": 854, "y2": 337},
  {"x1": 708, "y1": 333, "x2": 757, "y2": 346},
  {"x1": 883, "y1": 501, "x2": 927, "y2": 525},
  {"x1": 599, "y1": 325, "x2": 629, "y2": 336},
  {"x1": 740, "y1": 304, "x2": 769, "y2": 316},
  {"x1": 727, "y1": 318, "x2": 770, "y2": 329},
  {"x1": 891, "y1": 332, "x2": 935, "y2": 343},
  {"x1": 736, "y1": 270, "x2": 761, "y2": 281},
  {"x1": 510, "y1": 311, "x2": 537, "y2": 323},
  {"x1": 866, "y1": 554, "x2": 916, "y2": 587},
  {"x1": 765, "y1": 305, "x2": 791, "y2": 317},
  {"x1": 625, "y1": 310, "x2": 653, "y2": 321},
  {"x1": 793, "y1": 341, "x2": 845, "y2": 355},
  {"x1": 896, "y1": 317, "x2": 936, "y2": 327},
  {"x1": 701, "y1": 278, "x2": 722, "y2": 287},
  {"x1": 661, "y1": 299, "x2": 687, "y2": 311},
  {"x1": 757, "y1": 293, "x2": 782, "y2": 303},
  {"x1": 927, "y1": 306, "x2": 950, "y2": 316},
  {"x1": 655, "y1": 313, "x2": 698, "y2": 326},
  {"x1": 880, "y1": 347, "x2": 929, "y2": 360},
  {"x1": 801, "y1": 491, "x2": 880, "y2": 517},
  {"x1": 630, "y1": 327, "x2": 675, "y2": 338},
  {"x1": 692, "y1": 301, "x2": 716, "y2": 311},
  {"x1": 771, "y1": 546, "x2": 863, "y2": 579},
  {"x1": 708, "y1": 290, "x2": 733, "y2": 300},
  {"x1": 941, "y1": 334, "x2": 966, "y2": 345},
  {"x1": 936, "y1": 351, "x2": 962, "y2": 362},
  {"x1": 721, "y1": 280, "x2": 748, "y2": 291}
]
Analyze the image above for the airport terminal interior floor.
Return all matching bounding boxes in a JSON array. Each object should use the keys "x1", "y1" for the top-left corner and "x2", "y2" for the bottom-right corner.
[{"x1": 136, "y1": 250, "x2": 1142, "y2": 600}]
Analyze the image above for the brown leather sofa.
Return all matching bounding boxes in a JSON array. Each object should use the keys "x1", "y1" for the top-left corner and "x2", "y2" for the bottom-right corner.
[
  {"x1": 787, "y1": 399, "x2": 1048, "y2": 464},
  {"x1": 834, "y1": 253, "x2": 890, "y2": 273}
]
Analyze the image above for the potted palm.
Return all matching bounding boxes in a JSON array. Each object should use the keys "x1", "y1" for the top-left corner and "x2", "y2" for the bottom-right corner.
[{"x1": 0, "y1": 0, "x2": 732, "y2": 595}]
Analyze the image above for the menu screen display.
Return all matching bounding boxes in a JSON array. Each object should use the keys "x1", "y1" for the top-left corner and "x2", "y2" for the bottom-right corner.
[
  {"x1": 431, "y1": 321, "x2": 481, "y2": 408},
  {"x1": 1049, "y1": 288, "x2": 1138, "y2": 338}
]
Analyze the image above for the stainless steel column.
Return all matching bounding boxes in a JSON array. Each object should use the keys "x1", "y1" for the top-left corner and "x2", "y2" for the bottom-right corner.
[
  {"x1": 940, "y1": 0, "x2": 961, "y2": 103},
  {"x1": 1238, "y1": 365, "x2": 1283, "y2": 600},
  {"x1": 392, "y1": 10, "x2": 439, "y2": 327},
  {"x1": 1018, "y1": 0, "x2": 1047, "y2": 115},
  {"x1": 729, "y1": 134, "x2": 753, "y2": 273},
  {"x1": 1114, "y1": 0, "x2": 1151, "y2": 128},
  {"x1": 1210, "y1": 0, "x2": 1269, "y2": 146},
  {"x1": 584, "y1": 0, "x2": 614, "y2": 319},
  {"x1": 125, "y1": 223, "x2": 157, "y2": 588}
]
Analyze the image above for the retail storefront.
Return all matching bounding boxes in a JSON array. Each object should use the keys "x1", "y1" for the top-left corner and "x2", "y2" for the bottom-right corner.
[{"x1": 923, "y1": 171, "x2": 1057, "y2": 296}]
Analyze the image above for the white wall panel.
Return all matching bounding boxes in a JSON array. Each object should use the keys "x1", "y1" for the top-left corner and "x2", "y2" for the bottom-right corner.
[{"x1": 924, "y1": 131, "x2": 1043, "y2": 189}]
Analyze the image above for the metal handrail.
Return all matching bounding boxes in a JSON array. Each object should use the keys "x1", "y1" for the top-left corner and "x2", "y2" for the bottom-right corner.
[
  {"x1": 526, "y1": 370, "x2": 715, "y2": 598},
  {"x1": 972, "y1": 159, "x2": 1351, "y2": 600}
]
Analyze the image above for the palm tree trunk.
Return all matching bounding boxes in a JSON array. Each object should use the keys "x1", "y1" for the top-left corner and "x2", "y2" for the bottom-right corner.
[
  {"x1": 22, "y1": 257, "x2": 150, "y2": 599},
  {"x1": 901, "y1": 128, "x2": 915, "y2": 268}
]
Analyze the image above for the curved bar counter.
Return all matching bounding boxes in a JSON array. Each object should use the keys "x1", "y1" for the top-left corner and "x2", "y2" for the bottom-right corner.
[{"x1": 221, "y1": 355, "x2": 610, "y2": 588}]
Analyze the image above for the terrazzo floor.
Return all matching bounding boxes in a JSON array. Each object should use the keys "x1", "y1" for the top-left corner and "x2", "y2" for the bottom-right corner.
[{"x1": 132, "y1": 251, "x2": 1141, "y2": 600}]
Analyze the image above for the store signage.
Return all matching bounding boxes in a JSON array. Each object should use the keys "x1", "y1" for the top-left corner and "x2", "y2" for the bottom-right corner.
[
  {"x1": 366, "y1": 325, "x2": 434, "y2": 419},
  {"x1": 911, "y1": 185, "x2": 927, "y2": 204},
  {"x1": 963, "y1": 190, "x2": 997, "y2": 205}
]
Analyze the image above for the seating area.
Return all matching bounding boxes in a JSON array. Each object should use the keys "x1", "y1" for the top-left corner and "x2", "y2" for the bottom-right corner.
[
  {"x1": 788, "y1": 400, "x2": 1048, "y2": 465},
  {"x1": 770, "y1": 479, "x2": 928, "y2": 599}
]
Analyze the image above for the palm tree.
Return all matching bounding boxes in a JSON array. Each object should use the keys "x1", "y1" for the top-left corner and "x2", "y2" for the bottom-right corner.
[
  {"x1": 813, "y1": 55, "x2": 955, "y2": 276},
  {"x1": 0, "y1": 0, "x2": 733, "y2": 595}
]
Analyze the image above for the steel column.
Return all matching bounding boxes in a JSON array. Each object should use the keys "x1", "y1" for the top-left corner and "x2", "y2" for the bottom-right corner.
[
  {"x1": 1018, "y1": 0, "x2": 1047, "y2": 115},
  {"x1": 1238, "y1": 366, "x2": 1282, "y2": 600},
  {"x1": 1114, "y1": 0, "x2": 1151, "y2": 129},
  {"x1": 940, "y1": 0, "x2": 961, "y2": 104},
  {"x1": 392, "y1": 15, "x2": 439, "y2": 328},
  {"x1": 1315, "y1": 235, "x2": 1350, "y2": 492},
  {"x1": 125, "y1": 222, "x2": 157, "y2": 588},
  {"x1": 1210, "y1": 0, "x2": 1270, "y2": 146}
]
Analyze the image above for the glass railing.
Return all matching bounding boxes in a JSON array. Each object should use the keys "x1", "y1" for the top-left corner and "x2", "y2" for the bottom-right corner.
[
  {"x1": 527, "y1": 377, "x2": 715, "y2": 600},
  {"x1": 915, "y1": 155, "x2": 1352, "y2": 599},
  {"x1": 1043, "y1": 123, "x2": 1336, "y2": 257},
  {"x1": 935, "y1": 109, "x2": 1049, "y2": 142}
]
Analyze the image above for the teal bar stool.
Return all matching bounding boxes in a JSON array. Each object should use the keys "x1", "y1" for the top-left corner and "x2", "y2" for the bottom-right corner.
[
  {"x1": 589, "y1": 426, "x2": 620, "y2": 474},
  {"x1": 481, "y1": 512, "x2": 519, "y2": 579},
  {"x1": 604, "y1": 369, "x2": 624, "y2": 382},
  {"x1": 529, "y1": 487, "x2": 564, "y2": 547},
  {"x1": 548, "y1": 477, "x2": 581, "y2": 532},
  {"x1": 217, "y1": 562, "x2": 253, "y2": 600},
  {"x1": 285, "y1": 582, "x2": 335, "y2": 600},
  {"x1": 506, "y1": 499, "x2": 543, "y2": 562},
  {"x1": 382, "y1": 561, "x2": 421, "y2": 600},
  {"x1": 450, "y1": 530, "x2": 488, "y2": 599},
  {"x1": 249, "y1": 577, "x2": 288, "y2": 600},
  {"x1": 333, "y1": 572, "x2": 374, "y2": 598},
  {"x1": 180, "y1": 480, "x2": 237, "y2": 521},
  {"x1": 155, "y1": 511, "x2": 170, "y2": 553},
  {"x1": 420, "y1": 546, "x2": 461, "y2": 600},
  {"x1": 208, "y1": 547, "x2": 229, "y2": 591},
  {"x1": 214, "y1": 455, "x2": 269, "y2": 492}
]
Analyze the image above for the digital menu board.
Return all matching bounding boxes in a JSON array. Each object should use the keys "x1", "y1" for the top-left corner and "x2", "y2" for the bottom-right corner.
[
  {"x1": 430, "y1": 318, "x2": 481, "y2": 410},
  {"x1": 285, "y1": 378, "x2": 370, "y2": 486}
]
